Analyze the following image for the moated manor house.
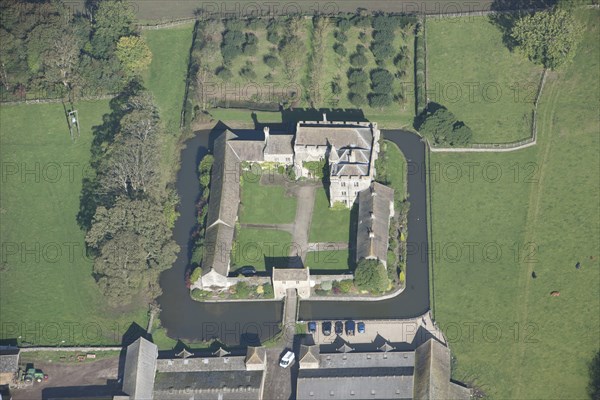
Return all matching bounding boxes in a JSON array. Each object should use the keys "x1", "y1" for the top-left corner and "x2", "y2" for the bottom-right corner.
[{"x1": 200, "y1": 117, "x2": 394, "y2": 290}]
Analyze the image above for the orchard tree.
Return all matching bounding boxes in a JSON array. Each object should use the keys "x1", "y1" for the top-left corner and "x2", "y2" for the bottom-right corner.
[
  {"x1": 116, "y1": 36, "x2": 152, "y2": 76},
  {"x1": 511, "y1": 8, "x2": 584, "y2": 70}
]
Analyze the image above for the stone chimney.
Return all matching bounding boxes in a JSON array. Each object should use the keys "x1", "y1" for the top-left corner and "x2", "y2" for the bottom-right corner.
[{"x1": 263, "y1": 126, "x2": 270, "y2": 142}]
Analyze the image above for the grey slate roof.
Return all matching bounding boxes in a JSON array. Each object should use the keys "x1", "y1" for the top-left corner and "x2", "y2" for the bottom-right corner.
[
  {"x1": 203, "y1": 224, "x2": 235, "y2": 277},
  {"x1": 413, "y1": 339, "x2": 471, "y2": 400},
  {"x1": 356, "y1": 182, "x2": 395, "y2": 264},
  {"x1": 265, "y1": 134, "x2": 294, "y2": 155},
  {"x1": 295, "y1": 125, "x2": 373, "y2": 149},
  {"x1": 228, "y1": 139, "x2": 265, "y2": 162},
  {"x1": 272, "y1": 268, "x2": 310, "y2": 282},
  {"x1": 154, "y1": 370, "x2": 263, "y2": 400},
  {"x1": 0, "y1": 347, "x2": 19, "y2": 373},
  {"x1": 122, "y1": 337, "x2": 158, "y2": 400}
]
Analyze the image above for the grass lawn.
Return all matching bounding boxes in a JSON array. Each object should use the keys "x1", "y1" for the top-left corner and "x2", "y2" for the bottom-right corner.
[
  {"x1": 427, "y1": 17, "x2": 543, "y2": 144},
  {"x1": 430, "y1": 11, "x2": 599, "y2": 398},
  {"x1": 309, "y1": 187, "x2": 352, "y2": 243},
  {"x1": 231, "y1": 227, "x2": 293, "y2": 271},
  {"x1": 0, "y1": 102, "x2": 149, "y2": 345},
  {"x1": 381, "y1": 140, "x2": 407, "y2": 200},
  {"x1": 305, "y1": 249, "x2": 351, "y2": 271},
  {"x1": 142, "y1": 23, "x2": 194, "y2": 192},
  {"x1": 239, "y1": 177, "x2": 297, "y2": 224}
]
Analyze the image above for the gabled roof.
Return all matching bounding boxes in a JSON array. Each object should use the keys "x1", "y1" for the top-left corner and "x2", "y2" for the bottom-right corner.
[
  {"x1": 356, "y1": 182, "x2": 394, "y2": 264},
  {"x1": 265, "y1": 134, "x2": 294, "y2": 155},
  {"x1": 228, "y1": 139, "x2": 265, "y2": 162},
  {"x1": 299, "y1": 345, "x2": 320, "y2": 365},
  {"x1": 245, "y1": 346, "x2": 266, "y2": 366},
  {"x1": 122, "y1": 337, "x2": 158, "y2": 400},
  {"x1": 413, "y1": 339, "x2": 471, "y2": 399},
  {"x1": 295, "y1": 124, "x2": 373, "y2": 149}
]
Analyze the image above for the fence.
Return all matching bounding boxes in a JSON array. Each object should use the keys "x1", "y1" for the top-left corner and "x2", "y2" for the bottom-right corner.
[{"x1": 426, "y1": 68, "x2": 548, "y2": 153}]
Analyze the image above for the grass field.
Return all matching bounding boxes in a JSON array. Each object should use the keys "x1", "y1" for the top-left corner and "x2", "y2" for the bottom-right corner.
[
  {"x1": 0, "y1": 102, "x2": 149, "y2": 345},
  {"x1": 309, "y1": 187, "x2": 352, "y2": 243},
  {"x1": 142, "y1": 23, "x2": 194, "y2": 192},
  {"x1": 305, "y1": 249, "x2": 351, "y2": 271},
  {"x1": 430, "y1": 11, "x2": 599, "y2": 398},
  {"x1": 381, "y1": 140, "x2": 407, "y2": 200},
  {"x1": 239, "y1": 178, "x2": 297, "y2": 224},
  {"x1": 231, "y1": 227, "x2": 293, "y2": 270},
  {"x1": 427, "y1": 17, "x2": 543, "y2": 144}
]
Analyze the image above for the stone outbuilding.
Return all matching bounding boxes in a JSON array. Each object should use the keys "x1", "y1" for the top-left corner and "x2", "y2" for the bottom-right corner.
[{"x1": 272, "y1": 268, "x2": 311, "y2": 299}]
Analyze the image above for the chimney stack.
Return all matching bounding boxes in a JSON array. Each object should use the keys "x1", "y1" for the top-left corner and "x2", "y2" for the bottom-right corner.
[
  {"x1": 322, "y1": 113, "x2": 327, "y2": 123},
  {"x1": 263, "y1": 126, "x2": 270, "y2": 142}
]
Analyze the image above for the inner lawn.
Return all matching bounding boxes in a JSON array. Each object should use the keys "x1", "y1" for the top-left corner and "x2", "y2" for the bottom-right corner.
[
  {"x1": 239, "y1": 176, "x2": 297, "y2": 224},
  {"x1": 430, "y1": 11, "x2": 599, "y2": 399},
  {"x1": 309, "y1": 187, "x2": 352, "y2": 243},
  {"x1": 231, "y1": 227, "x2": 293, "y2": 271},
  {"x1": 305, "y1": 249, "x2": 351, "y2": 271},
  {"x1": 427, "y1": 16, "x2": 543, "y2": 144},
  {"x1": 0, "y1": 102, "x2": 149, "y2": 345},
  {"x1": 381, "y1": 140, "x2": 407, "y2": 200}
]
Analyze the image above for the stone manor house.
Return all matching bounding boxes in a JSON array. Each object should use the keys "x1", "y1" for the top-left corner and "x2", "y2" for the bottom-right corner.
[{"x1": 200, "y1": 116, "x2": 393, "y2": 289}]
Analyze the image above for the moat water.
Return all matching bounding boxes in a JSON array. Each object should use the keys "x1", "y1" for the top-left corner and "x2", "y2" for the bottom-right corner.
[{"x1": 157, "y1": 127, "x2": 430, "y2": 346}]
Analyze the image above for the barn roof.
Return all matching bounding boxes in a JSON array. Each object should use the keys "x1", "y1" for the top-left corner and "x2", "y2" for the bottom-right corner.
[
  {"x1": 122, "y1": 337, "x2": 158, "y2": 400},
  {"x1": 356, "y1": 182, "x2": 394, "y2": 264}
]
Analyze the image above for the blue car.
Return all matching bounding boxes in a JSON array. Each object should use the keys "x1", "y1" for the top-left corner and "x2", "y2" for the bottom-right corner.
[
  {"x1": 357, "y1": 322, "x2": 366, "y2": 334},
  {"x1": 307, "y1": 321, "x2": 317, "y2": 334}
]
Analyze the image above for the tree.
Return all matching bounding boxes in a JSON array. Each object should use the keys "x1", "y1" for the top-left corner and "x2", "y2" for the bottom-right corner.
[
  {"x1": 354, "y1": 259, "x2": 389, "y2": 292},
  {"x1": 116, "y1": 36, "x2": 152, "y2": 76},
  {"x1": 348, "y1": 92, "x2": 367, "y2": 107},
  {"x1": 334, "y1": 43, "x2": 347, "y2": 57},
  {"x1": 371, "y1": 41, "x2": 395, "y2": 60},
  {"x1": 368, "y1": 93, "x2": 393, "y2": 109},
  {"x1": 370, "y1": 69, "x2": 394, "y2": 93},
  {"x1": 349, "y1": 53, "x2": 368, "y2": 68},
  {"x1": 416, "y1": 104, "x2": 473, "y2": 146},
  {"x1": 279, "y1": 37, "x2": 304, "y2": 79},
  {"x1": 511, "y1": 8, "x2": 584, "y2": 70},
  {"x1": 86, "y1": 197, "x2": 178, "y2": 303},
  {"x1": 263, "y1": 55, "x2": 280, "y2": 69},
  {"x1": 91, "y1": 0, "x2": 135, "y2": 58}
]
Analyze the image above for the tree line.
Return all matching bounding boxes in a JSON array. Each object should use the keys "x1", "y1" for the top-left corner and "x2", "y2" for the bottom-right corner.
[{"x1": 0, "y1": 0, "x2": 151, "y2": 101}]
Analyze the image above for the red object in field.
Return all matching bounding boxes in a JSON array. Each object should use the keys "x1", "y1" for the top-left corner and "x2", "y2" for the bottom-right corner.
[{"x1": 44, "y1": 374, "x2": 49, "y2": 380}]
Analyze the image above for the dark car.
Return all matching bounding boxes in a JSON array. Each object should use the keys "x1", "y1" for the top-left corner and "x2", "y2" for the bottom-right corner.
[
  {"x1": 322, "y1": 321, "x2": 332, "y2": 336},
  {"x1": 307, "y1": 321, "x2": 317, "y2": 334},
  {"x1": 334, "y1": 321, "x2": 343, "y2": 335},
  {"x1": 345, "y1": 320, "x2": 355, "y2": 336},
  {"x1": 357, "y1": 322, "x2": 366, "y2": 334},
  {"x1": 234, "y1": 266, "x2": 256, "y2": 277}
]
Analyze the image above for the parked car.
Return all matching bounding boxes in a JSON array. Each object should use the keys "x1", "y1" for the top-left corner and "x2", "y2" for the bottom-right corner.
[
  {"x1": 357, "y1": 322, "x2": 366, "y2": 334},
  {"x1": 307, "y1": 321, "x2": 317, "y2": 334},
  {"x1": 322, "y1": 321, "x2": 332, "y2": 336},
  {"x1": 345, "y1": 320, "x2": 355, "y2": 336},
  {"x1": 334, "y1": 321, "x2": 343, "y2": 335},
  {"x1": 280, "y1": 350, "x2": 295, "y2": 368},
  {"x1": 234, "y1": 265, "x2": 256, "y2": 277}
]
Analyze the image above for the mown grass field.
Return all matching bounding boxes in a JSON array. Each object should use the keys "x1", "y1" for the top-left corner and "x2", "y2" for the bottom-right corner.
[
  {"x1": 427, "y1": 17, "x2": 543, "y2": 144},
  {"x1": 309, "y1": 187, "x2": 352, "y2": 243},
  {"x1": 232, "y1": 227, "x2": 293, "y2": 271},
  {"x1": 0, "y1": 102, "x2": 149, "y2": 345},
  {"x1": 430, "y1": 11, "x2": 599, "y2": 398},
  {"x1": 382, "y1": 140, "x2": 407, "y2": 200},
  {"x1": 239, "y1": 178, "x2": 297, "y2": 224},
  {"x1": 305, "y1": 249, "x2": 351, "y2": 271}
]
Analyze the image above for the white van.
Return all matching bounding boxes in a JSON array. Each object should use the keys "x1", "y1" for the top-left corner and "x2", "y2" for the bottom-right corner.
[{"x1": 279, "y1": 350, "x2": 295, "y2": 368}]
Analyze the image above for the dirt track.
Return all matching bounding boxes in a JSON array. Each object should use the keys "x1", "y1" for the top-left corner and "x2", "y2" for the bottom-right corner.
[{"x1": 12, "y1": 356, "x2": 121, "y2": 400}]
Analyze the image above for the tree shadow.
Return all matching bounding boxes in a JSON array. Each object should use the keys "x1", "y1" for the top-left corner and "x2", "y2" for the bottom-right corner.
[
  {"x1": 76, "y1": 80, "x2": 144, "y2": 231},
  {"x1": 589, "y1": 349, "x2": 600, "y2": 400},
  {"x1": 488, "y1": 0, "x2": 558, "y2": 51}
]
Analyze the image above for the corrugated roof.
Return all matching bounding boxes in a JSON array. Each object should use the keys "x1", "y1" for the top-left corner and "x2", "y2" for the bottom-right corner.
[{"x1": 0, "y1": 347, "x2": 19, "y2": 373}]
